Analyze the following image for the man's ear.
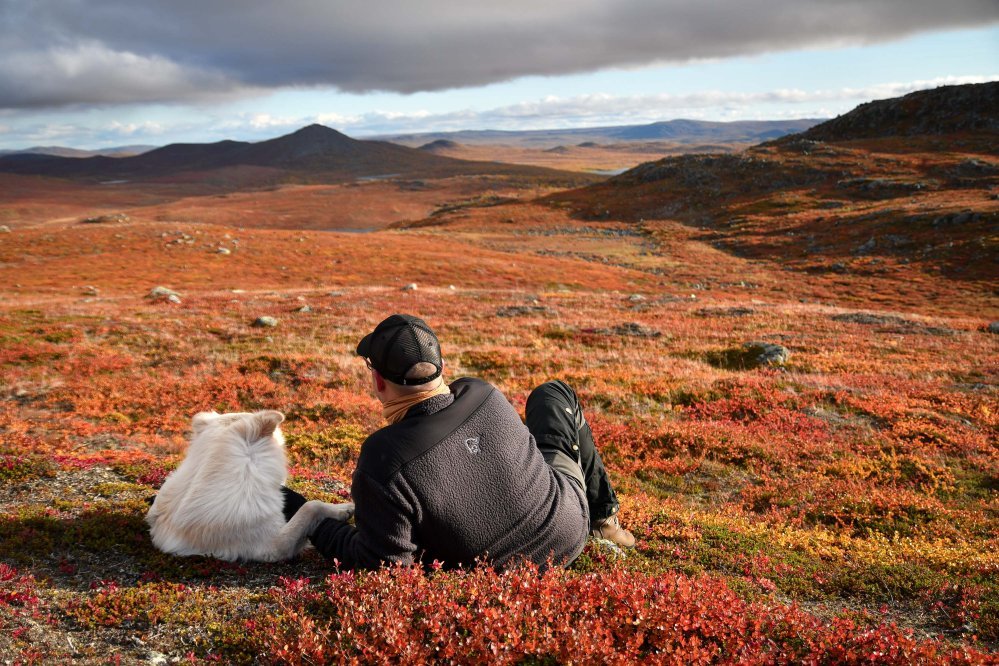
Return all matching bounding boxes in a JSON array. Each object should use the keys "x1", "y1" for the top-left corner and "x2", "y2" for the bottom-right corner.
[
  {"x1": 374, "y1": 370, "x2": 386, "y2": 393},
  {"x1": 255, "y1": 410, "x2": 285, "y2": 437},
  {"x1": 191, "y1": 411, "x2": 218, "y2": 435}
]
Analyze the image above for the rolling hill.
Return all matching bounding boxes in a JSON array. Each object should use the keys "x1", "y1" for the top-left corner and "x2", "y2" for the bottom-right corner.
[{"x1": 0, "y1": 124, "x2": 593, "y2": 186}]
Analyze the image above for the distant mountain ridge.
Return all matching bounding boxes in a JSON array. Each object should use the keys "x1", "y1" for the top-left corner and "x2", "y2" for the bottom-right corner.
[
  {"x1": 0, "y1": 145, "x2": 153, "y2": 158},
  {"x1": 385, "y1": 118, "x2": 824, "y2": 149}
]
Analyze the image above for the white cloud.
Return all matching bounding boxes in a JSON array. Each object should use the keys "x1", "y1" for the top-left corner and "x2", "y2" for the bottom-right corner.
[
  {"x1": 106, "y1": 120, "x2": 167, "y2": 137},
  {"x1": 327, "y1": 75, "x2": 999, "y2": 134},
  {"x1": 0, "y1": 40, "x2": 255, "y2": 108},
  {"x1": 4, "y1": 75, "x2": 995, "y2": 148}
]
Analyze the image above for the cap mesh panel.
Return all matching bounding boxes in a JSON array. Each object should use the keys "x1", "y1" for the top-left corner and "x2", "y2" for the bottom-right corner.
[{"x1": 376, "y1": 323, "x2": 441, "y2": 382}]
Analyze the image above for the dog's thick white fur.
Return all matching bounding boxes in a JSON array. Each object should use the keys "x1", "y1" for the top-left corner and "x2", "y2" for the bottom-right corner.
[{"x1": 145, "y1": 410, "x2": 353, "y2": 562}]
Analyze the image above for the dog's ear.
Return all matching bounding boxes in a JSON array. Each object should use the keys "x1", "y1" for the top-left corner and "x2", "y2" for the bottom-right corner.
[
  {"x1": 255, "y1": 410, "x2": 285, "y2": 438},
  {"x1": 191, "y1": 411, "x2": 219, "y2": 435}
]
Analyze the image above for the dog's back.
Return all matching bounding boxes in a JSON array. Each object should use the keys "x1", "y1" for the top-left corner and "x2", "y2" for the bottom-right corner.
[{"x1": 147, "y1": 410, "x2": 290, "y2": 561}]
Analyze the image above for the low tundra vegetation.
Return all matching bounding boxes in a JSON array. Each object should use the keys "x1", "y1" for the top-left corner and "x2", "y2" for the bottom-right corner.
[{"x1": 0, "y1": 143, "x2": 996, "y2": 662}]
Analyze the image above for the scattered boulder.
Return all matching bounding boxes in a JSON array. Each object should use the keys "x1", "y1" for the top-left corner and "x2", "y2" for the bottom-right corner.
[
  {"x1": 987, "y1": 322, "x2": 999, "y2": 334},
  {"x1": 584, "y1": 322, "x2": 661, "y2": 338},
  {"x1": 854, "y1": 237, "x2": 877, "y2": 255},
  {"x1": 627, "y1": 294, "x2": 646, "y2": 303},
  {"x1": 833, "y1": 312, "x2": 908, "y2": 327},
  {"x1": 832, "y1": 312, "x2": 954, "y2": 336},
  {"x1": 951, "y1": 158, "x2": 999, "y2": 177},
  {"x1": 0, "y1": 225, "x2": 10, "y2": 233},
  {"x1": 705, "y1": 342, "x2": 790, "y2": 370},
  {"x1": 216, "y1": 247, "x2": 231, "y2": 255},
  {"x1": 830, "y1": 262, "x2": 849, "y2": 274},
  {"x1": 295, "y1": 305, "x2": 312, "y2": 313},
  {"x1": 252, "y1": 316, "x2": 278, "y2": 328},
  {"x1": 496, "y1": 305, "x2": 558, "y2": 318},
  {"x1": 932, "y1": 211, "x2": 980, "y2": 227},
  {"x1": 837, "y1": 178, "x2": 928, "y2": 196},
  {"x1": 81, "y1": 285, "x2": 99, "y2": 296},
  {"x1": 81, "y1": 213, "x2": 130, "y2": 224},
  {"x1": 166, "y1": 232, "x2": 196, "y2": 245},
  {"x1": 745, "y1": 342, "x2": 789, "y2": 367},
  {"x1": 147, "y1": 286, "x2": 181, "y2": 303},
  {"x1": 401, "y1": 283, "x2": 418, "y2": 291},
  {"x1": 697, "y1": 306, "x2": 755, "y2": 317},
  {"x1": 783, "y1": 138, "x2": 826, "y2": 154}
]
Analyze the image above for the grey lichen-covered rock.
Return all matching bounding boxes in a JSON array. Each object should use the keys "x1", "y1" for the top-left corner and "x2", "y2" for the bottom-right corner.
[
  {"x1": 987, "y1": 322, "x2": 999, "y2": 334},
  {"x1": 590, "y1": 538, "x2": 627, "y2": 560},
  {"x1": 252, "y1": 316, "x2": 279, "y2": 328},
  {"x1": 147, "y1": 286, "x2": 180, "y2": 300},
  {"x1": 697, "y1": 306, "x2": 755, "y2": 317},
  {"x1": 496, "y1": 305, "x2": 558, "y2": 317},
  {"x1": 746, "y1": 342, "x2": 790, "y2": 367},
  {"x1": 705, "y1": 341, "x2": 789, "y2": 370},
  {"x1": 585, "y1": 322, "x2": 661, "y2": 338}
]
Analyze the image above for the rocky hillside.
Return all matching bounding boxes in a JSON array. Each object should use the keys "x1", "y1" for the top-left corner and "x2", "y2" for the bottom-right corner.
[
  {"x1": 783, "y1": 82, "x2": 999, "y2": 143},
  {"x1": 542, "y1": 83, "x2": 998, "y2": 282}
]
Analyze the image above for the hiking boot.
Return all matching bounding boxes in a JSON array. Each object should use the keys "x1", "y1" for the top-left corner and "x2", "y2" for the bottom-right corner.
[{"x1": 590, "y1": 514, "x2": 636, "y2": 548}]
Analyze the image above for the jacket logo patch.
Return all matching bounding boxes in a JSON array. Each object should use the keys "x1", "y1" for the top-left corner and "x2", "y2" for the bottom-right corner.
[{"x1": 464, "y1": 437, "x2": 481, "y2": 454}]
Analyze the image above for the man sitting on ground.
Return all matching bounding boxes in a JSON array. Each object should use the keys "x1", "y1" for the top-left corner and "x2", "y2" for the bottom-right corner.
[{"x1": 284, "y1": 314, "x2": 635, "y2": 569}]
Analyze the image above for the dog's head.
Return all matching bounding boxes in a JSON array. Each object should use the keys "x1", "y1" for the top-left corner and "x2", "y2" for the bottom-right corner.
[{"x1": 190, "y1": 410, "x2": 286, "y2": 452}]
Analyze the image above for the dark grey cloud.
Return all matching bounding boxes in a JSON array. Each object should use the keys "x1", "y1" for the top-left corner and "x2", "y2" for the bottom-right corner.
[{"x1": 1, "y1": 0, "x2": 997, "y2": 109}]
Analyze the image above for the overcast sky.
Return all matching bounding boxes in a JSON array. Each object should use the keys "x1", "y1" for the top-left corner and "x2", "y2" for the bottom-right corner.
[{"x1": 1, "y1": 0, "x2": 997, "y2": 148}]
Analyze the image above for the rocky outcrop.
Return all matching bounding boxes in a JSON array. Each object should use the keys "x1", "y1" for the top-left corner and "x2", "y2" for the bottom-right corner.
[{"x1": 784, "y1": 82, "x2": 999, "y2": 142}]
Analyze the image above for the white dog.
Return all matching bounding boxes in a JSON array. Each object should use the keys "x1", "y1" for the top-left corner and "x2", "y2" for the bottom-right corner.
[{"x1": 146, "y1": 410, "x2": 353, "y2": 562}]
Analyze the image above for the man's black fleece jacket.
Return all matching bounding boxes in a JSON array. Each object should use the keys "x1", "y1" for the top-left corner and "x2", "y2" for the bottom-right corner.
[{"x1": 311, "y1": 378, "x2": 589, "y2": 569}]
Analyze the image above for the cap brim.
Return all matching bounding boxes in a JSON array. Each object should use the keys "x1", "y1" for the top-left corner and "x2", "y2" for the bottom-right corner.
[{"x1": 355, "y1": 333, "x2": 373, "y2": 357}]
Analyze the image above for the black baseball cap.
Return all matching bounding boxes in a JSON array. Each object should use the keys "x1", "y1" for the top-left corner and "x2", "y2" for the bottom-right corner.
[{"x1": 356, "y1": 314, "x2": 443, "y2": 385}]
